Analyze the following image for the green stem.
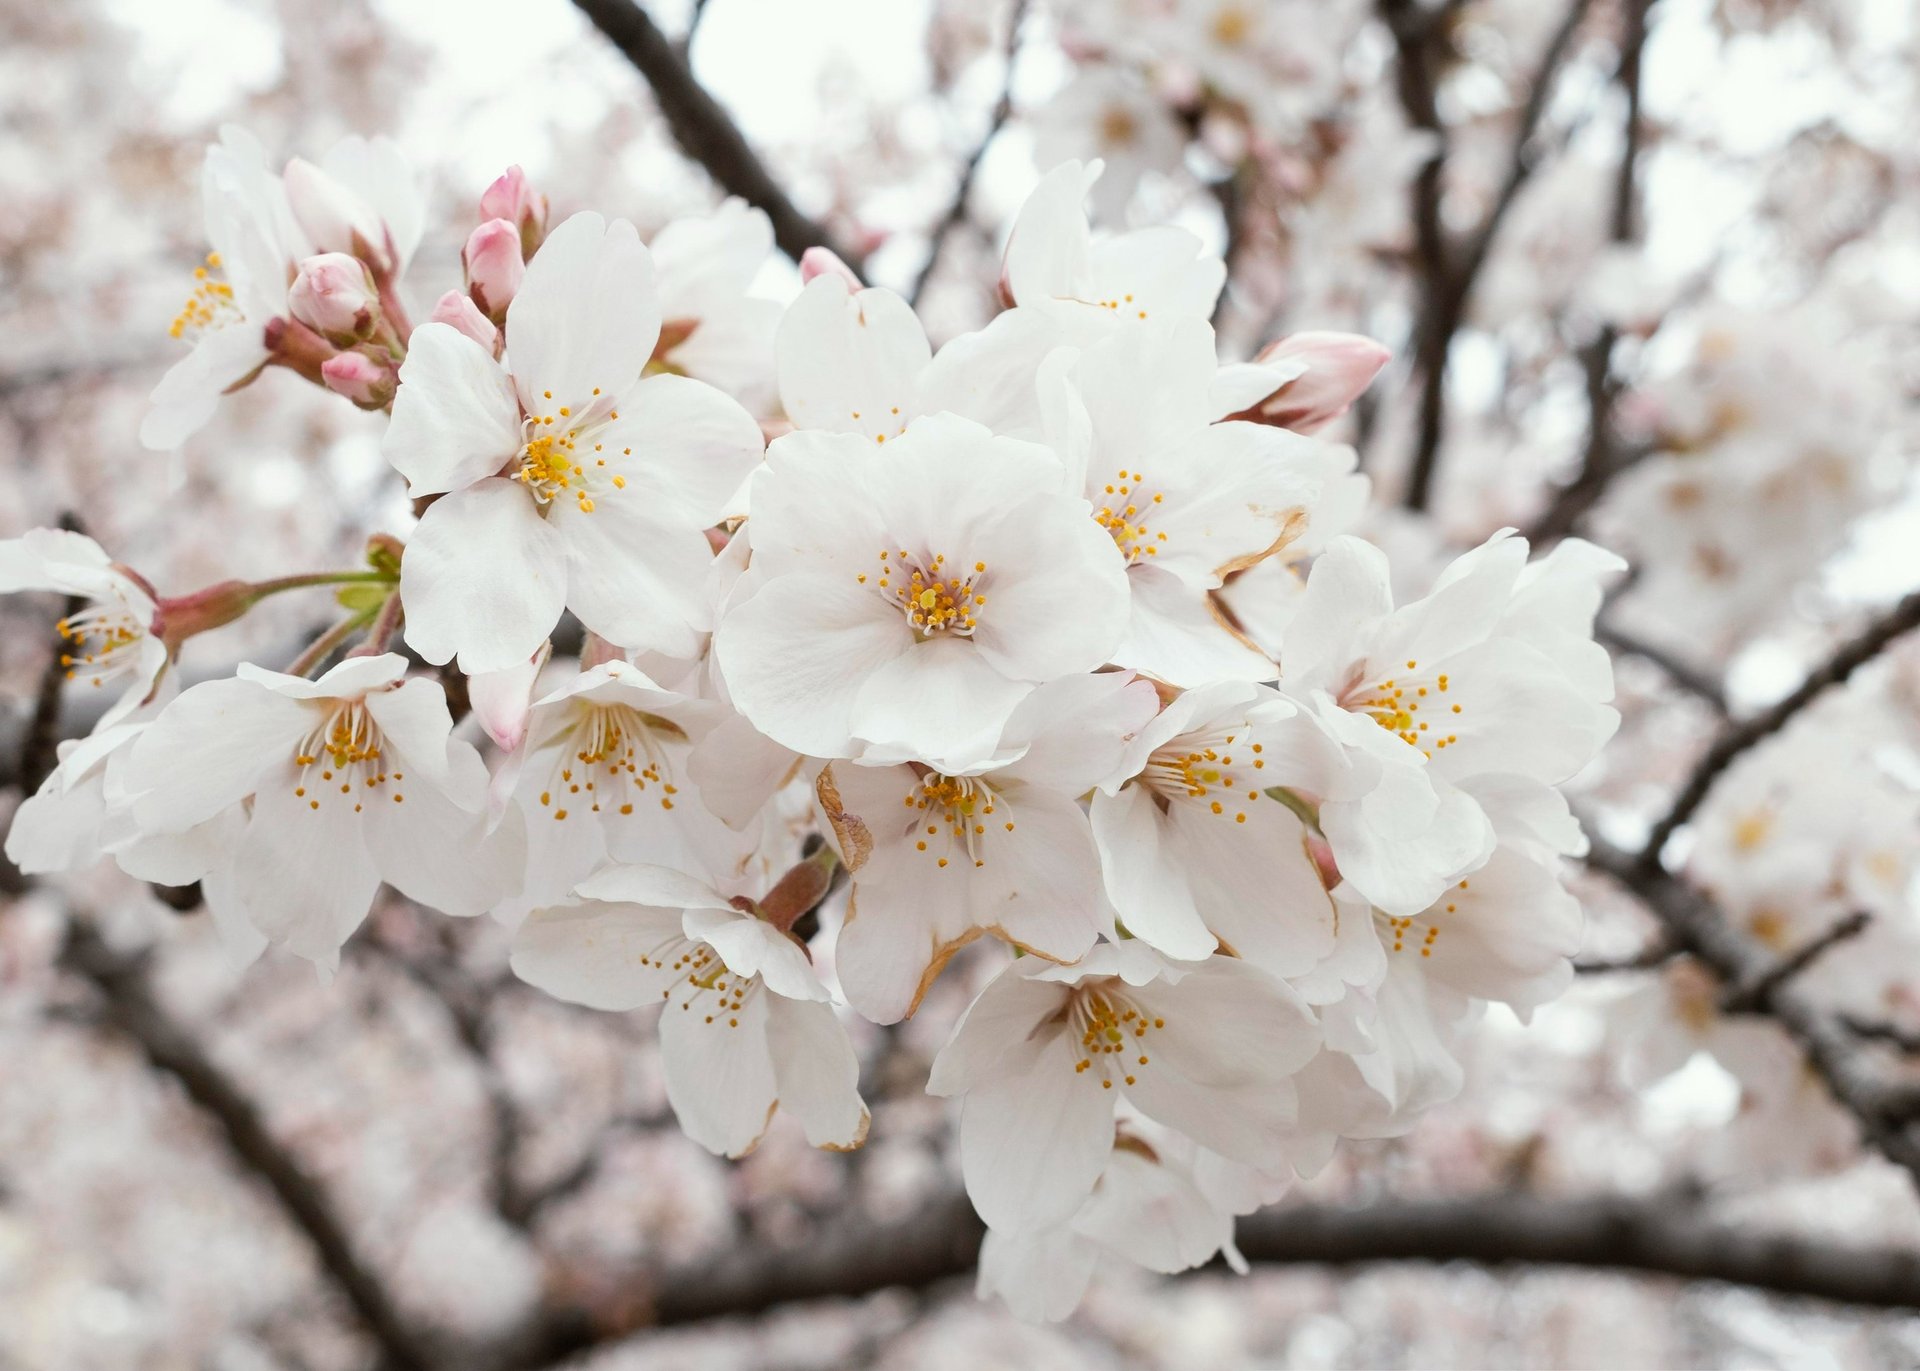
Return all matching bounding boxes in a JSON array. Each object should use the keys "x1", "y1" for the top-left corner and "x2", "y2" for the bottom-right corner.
[
  {"x1": 287, "y1": 614, "x2": 373, "y2": 679},
  {"x1": 348, "y1": 590, "x2": 405, "y2": 658},
  {"x1": 248, "y1": 570, "x2": 395, "y2": 599}
]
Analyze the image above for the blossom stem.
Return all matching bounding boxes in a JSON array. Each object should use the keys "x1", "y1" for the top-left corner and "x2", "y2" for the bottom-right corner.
[
  {"x1": 246, "y1": 570, "x2": 396, "y2": 598},
  {"x1": 286, "y1": 614, "x2": 373, "y2": 679},
  {"x1": 347, "y1": 590, "x2": 406, "y2": 658}
]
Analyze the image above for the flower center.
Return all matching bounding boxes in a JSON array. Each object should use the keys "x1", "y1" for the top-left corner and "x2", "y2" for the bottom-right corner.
[
  {"x1": 1094, "y1": 467, "x2": 1168, "y2": 561},
  {"x1": 57, "y1": 603, "x2": 146, "y2": 690},
  {"x1": 1376, "y1": 876, "x2": 1469, "y2": 959},
  {"x1": 535, "y1": 701, "x2": 684, "y2": 822},
  {"x1": 1139, "y1": 727, "x2": 1267, "y2": 823},
  {"x1": 1066, "y1": 982, "x2": 1166, "y2": 1089},
  {"x1": 291, "y1": 700, "x2": 402, "y2": 815},
  {"x1": 513, "y1": 389, "x2": 627, "y2": 515},
  {"x1": 1337, "y1": 658, "x2": 1462, "y2": 758},
  {"x1": 169, "y1": 253, "x2": 241, "y2": 340},
  {"x1": 640, "y1": 934, "x2": 755, "y2": 1028},
  {"x1": 901, "y1": 773, "x2": 1014, "y2": 869},
  {"x1": 859, "y1": 549, "x2": 986, "y2": 637}
]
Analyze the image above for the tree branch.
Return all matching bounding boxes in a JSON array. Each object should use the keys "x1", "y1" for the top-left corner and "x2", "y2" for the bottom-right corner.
[
  {"x1": 908, "y1": 0, "x2": 1031, "y2": 307},
  {"x1": 58, "y1": 922, "x2": 438, "y2": 1371},
  {"x1": 568, "y1": 0, "x2": 863, "y2": 269},
  {"x1": 1596, "y1": 619, "x2": 1729, "y2": 714},
  {"x1": 1638, "y1": 587, "x2": 1920, "y2": 870}
]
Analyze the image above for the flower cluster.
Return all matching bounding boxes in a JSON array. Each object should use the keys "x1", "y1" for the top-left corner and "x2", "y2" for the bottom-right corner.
[{"x1": 3, "y1": 134, "x2": 1623, "y2": 1321}]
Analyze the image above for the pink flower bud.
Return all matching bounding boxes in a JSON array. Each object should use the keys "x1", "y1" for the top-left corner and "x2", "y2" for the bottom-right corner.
[
  {"x1": 321, "y1": 349, "x2": 396, "y2": 409},
  {"x1": 480, "y1": 165, "x2": 549, "y2": 255},
  {"x1": 468, "y1": 642, "x2": 551, "y2": 752},
  {"x1": 283, "y1": 157, "x2": 387, "y2": 265},
  {"x1": 429, "y1": 289, "x2": 499, "y2": 351},
  {"x1": 287, "y1": 253, "x2": 379, "y2": 343},
  {"x1": 1247, "y1": 332, "x2": 1392, "y2": 433},
  {"x1": 798, "y1": 246, "x2": 863, "y2": 289},
  {"x1": 463, "y1": 219, "x2": 525, "y2": 323}
]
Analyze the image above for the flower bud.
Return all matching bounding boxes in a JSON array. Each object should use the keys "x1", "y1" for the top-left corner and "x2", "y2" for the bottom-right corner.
[
  {"x1": 429, "y1": 289, "x2": 499, "y2": 351},
  {"x1": 480, "y1": 165, "x2": 549, "y2": 256},
  {"x1": 283, "y1": 157, "x2": 387, "y2": 265},
  {"x1": 287, "y1": 253, "x2": 379, "y2": 343},
  {"x1": 1245, "y1": 332, "x2": 1391, "y2": 433},
  {"x1": 467, "y1": 642, "x2": 551, "y2": 752},
  {"x1": 321, "y1": 349, "x2": 397, "y2": 409},
  {"x1": 464, "y1": 219, "x2": 525, "y2": 323},
  {"x1": 798, "y1": 246, "x2": 863, "y2": 289}
]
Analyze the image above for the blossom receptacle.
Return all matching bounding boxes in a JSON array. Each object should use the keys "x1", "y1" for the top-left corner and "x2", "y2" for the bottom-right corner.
[{"x1": 428, "y1": 289, "x2": 499, "y2": 351}]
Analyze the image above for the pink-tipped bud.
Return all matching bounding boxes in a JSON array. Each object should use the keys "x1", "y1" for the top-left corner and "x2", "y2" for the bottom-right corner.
[
  {"x1": 429, "y1": 289, "x2": 499, "y2": 351},
  {"x1": 463, "y1": 219, "x2": 525, "y2": 323},
  {"x1": 480, "y1": 165, "x2": 549, "y2": 256},
  {"x1": 468, "y1": 642, "x2": 551, "y2": 752},
  {"x1": 287, "y1": 253, "x2": 379, "y2": 344},
  {"x1": 1245, "y1": 332, "x2": 1392, "y2": 433},
  {"x1": 283, "y1": 157, "x2": 387, "y2": 266},
  {"x1": 798, "y1": 246, "x2": 863, "y2": 289},
  {"x1": 321, "y1": 349, "x2": 397, "y2": 409}
]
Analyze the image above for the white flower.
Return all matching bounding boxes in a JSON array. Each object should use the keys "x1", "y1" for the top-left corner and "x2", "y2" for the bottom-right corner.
[
  {"x1": 385, "y1": 211, "x2": 766, "y2": 673},
  {"x1": 817, "y1": 672, "x2": 1161, "y2": 1023},
  {"x1": 1090, "y1": 680, "x2": 1342, "y2": 974},
  {"x1": 142, "y1": 128, "x2": 422, "y2": 450},
  {"x1": 509, "y1": 863, "x2": 868, "y2": 1158},
  {"x1": 1041, "y1": 318, "x2": 1340, "y2": 684},
  {"x1": 0, "y1": 528, "x2": 168, "y2": 729},
  {"x1": 121, "y1": 654, "x2": 521, "y2": 972},
  {"x1": 1279, "y1": 531, "x2": 1622, "y2": 912},
  {"x1": 1031, "y1": 69, "x2": 1186, "y2": 223},
  {"x1": 928, "y1": 942, "x2": 1319, "y2": 1232},
  {"x1": 494, "y1": 660, "x2": 763, "y2": 925},
  {"x1": 977, "y1": 1130, "x2": 1242, "y2": 1322},
  {"x1": 650, "y1": 198, "x2": 783, "y2": 409},
  {"x1": 1001, "y1": 160, "x2": 1225, "y2": 336},
  {"x1": 714, "y1": 413, "x2": 1131, "y2": 768}
]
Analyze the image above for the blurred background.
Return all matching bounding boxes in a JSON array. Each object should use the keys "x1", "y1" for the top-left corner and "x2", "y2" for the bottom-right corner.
[{"x1": 4, "y1": 0, "x2": 1920, "y2": 1367}]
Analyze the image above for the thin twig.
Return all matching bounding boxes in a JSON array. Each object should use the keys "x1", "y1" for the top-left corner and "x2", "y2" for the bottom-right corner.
[
  {"x1": 569, "y1": 0, "x2": 863, "y2": 269},
  {"x1": 1573, "y1": 937, "x2": 1678, "y2": 974},
  {"x1": 907, "y1": 0, "x2": 1031, "y2": 307},
  {"x1": 1596, "y1": 619, "x2": 1729, "y2": 714},
  {"x1": 1638, "y1": 588, "x2": 1920, "y2": 870},
  {"x1": 1719, "y1": 911, "x2": 1871, "y2": 1014}
]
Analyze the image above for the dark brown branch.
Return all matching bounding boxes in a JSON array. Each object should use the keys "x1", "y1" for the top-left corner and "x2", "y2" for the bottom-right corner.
[
  {"x1": 1720, "y1": 911, "x2": 1871, "y2": 1014},
  {"x1": 1638, "y1": 588, "x2": 1920, "y2": 870},
  {"x1": 907, "y1": 0, "x2": 1032, "y2": 307},
  {"x1": 568, "y1": 0, "x2": 863, "y2": 269},
  {"x1": 523, "y1": 1184, "x2": 1920, "y2": 1361},
  {"x1": 1384, "y1": 0, "x2": 1596, "y2": 511},
  {"x1": 58, "y1": 923, "x2": 438, "y2": 1371},
  {"x1": 1844, "y1": 1017, "x2": 1920, "y2": 1055},
  {"x1": 1573, "y1": 936, "x2": 1677, "y2": 974}
]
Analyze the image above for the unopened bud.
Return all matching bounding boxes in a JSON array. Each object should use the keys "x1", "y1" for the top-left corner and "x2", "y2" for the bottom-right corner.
[
  {"x1": 798, "y1": 246, "x2": 863, "y2": 289},
  {"x1": 464, "y1": 219, "x2": 525, "y2": 323},
  {"x1": 1245, "y1": 332, "x2": 1392, "y2": 433},
  {"x1": 430, "y1": 289, "x2": 499, "y2": 351},
  {"x1": 480, "y1": 165, "x2": 549, "y2": 256},
  {"x1": 321, "y1": 349, "x2": 397, "y2": 409},
  {"x1": 288, "y1": 253, "x2": 379, "y2": 343},
  {"x1": 283, "y1": 157, "x2": 387, "y2": 265}
]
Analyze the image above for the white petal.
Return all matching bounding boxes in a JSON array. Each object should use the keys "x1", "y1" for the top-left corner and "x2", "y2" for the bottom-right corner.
[
  {"x1": 848, "y1": 637, "x2": 1030, "y2": 773},
  {"x1": 365, "y1": 782, "x2": 522, "y2": 918},
  {"x1": 765, "y1": 995, "x2": 869, "y2": 1149},
  {"x1": 384, "y1": 323, "x2": 522, "y2": 496},
  {"x1": 401, "y1": 480, "x2": 567, "y2": 673},
  {"x1": 659, "y1": 984, "x2": 779, "y2": 1157},
  {"x1": 125, "y1": 679, "x2": 306, "y2": 832},
  {"x1": 960, "y1": 1034, "x2": 1114, "y2": 1232},
  {"x1": 230, "y1": 775, "x2": 381, "y2": 972},
  {"x1": 927, "y1": 965, "x2": 1069, "y2": 1096},
  {"x1": 506, "y1": 212, "x2": 660, "y2": 405},
  {"x1": 600, "y1": 373, "x2": 764, "y2": 525},
  {"x1": 777, "y1": 277, "x2": 929, "y2": 439},
  {"x1": 139, "y1": 326, "x2": 271, "y2": 450},
  {"x1": 1090, "y1": 785, "x2": 1214, "y2": 958},
  {"x1": 554, "y1": 501, "x2": 712, "y2": 659},
  {"x1": 509, "y1": 897, "x2": 684, "y2": 1010},
  {"x1": 684, "y1": 905, "x2": 829, "y2": 1002}
]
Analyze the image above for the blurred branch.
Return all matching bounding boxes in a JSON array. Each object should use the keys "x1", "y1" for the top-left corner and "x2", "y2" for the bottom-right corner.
[
  {"x1": 1586, "y1": 841, "x2": 1920, "y2": 1185},
  {"x1": 1637, "y1": 588, "x2": 1920, "y2": 871},
  {"x1": 522, "y1": 1184, "x2": 1920, "y2": 1361},
  {"x1": 1719, "y1": 910, "x2": 1871, "y2": 1014},
  {"x1": 58, "y1": 922, "x2": 439, "y2": 1371},
  {"x1": 1525, "y1": 0, "x2": 1653, "y2": 546},
  {"x1": 1573, "y1": 936, "x2": 1677, "y2": 974},
  {"x1": 1382, "y1": 0, "x2": 1596, "y2": 511},
  {"x1": 908, "y1": 0, "x2": 1032, "y2": 307},
  {"x1": 569, "y1": 0, "x2": 864, "y2": 270},
  {"x1": 1595, "y1": 619, "x2": 1729, "y2": 714}
]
